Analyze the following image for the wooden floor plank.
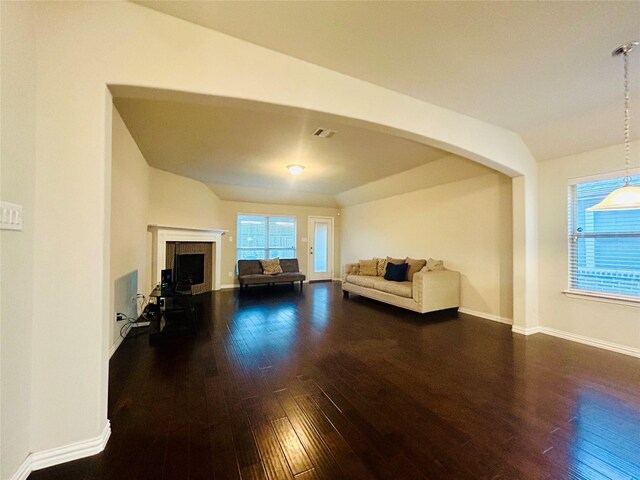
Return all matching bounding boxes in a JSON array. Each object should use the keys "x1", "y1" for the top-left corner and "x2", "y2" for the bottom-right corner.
[
  {"x1": 250, "y1": 422, "x2": 295, "y2": 480},
  {"x1": 28, "y1": 283, "x2": 640, "y2": 480},
  {"x1": 271, "y1": 417, "x2": 314, "y2": 475}
]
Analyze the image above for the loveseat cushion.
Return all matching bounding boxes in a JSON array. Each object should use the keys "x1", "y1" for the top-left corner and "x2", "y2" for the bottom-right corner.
[
  {"x1": 240, "y1": 274, "x2": 271, "y2": 285},
  {"x1": 373, "y1": 279, "x2": 413, "y2": 298},
  {"x1": 271, "y1": 272, "x2": 305, "y2": 282},
  {"x1": 280, "y1": 258, "x2": 300, "y2": 273},
  {"x1": 238, "y1": 260, "x2": 263, "y2": 276},
  {"x1": 345, "y1": 275, "x2": 379, "y2": 288},
  {"x1": 261, "y1": 258, "x2": 283, "y2": 275}
]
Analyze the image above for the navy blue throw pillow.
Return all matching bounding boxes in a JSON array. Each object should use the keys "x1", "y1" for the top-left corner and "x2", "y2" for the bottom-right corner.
[{"x1": 384, "y1": 262, "x2": 408, "y2": 282}]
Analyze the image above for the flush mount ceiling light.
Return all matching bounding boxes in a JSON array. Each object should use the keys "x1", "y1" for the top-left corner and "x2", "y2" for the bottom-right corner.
[
  {"x1": 588, "y1": 40, "x2": 640, "y2": 212},
  {"x1": 287, "y1": 164, "x2": 305, "y2": 175}
]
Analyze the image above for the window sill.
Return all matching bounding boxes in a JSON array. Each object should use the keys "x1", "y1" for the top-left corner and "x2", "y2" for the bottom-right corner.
[{"x1": 562, "y1": 290, "x2": 640, "y2": 307}]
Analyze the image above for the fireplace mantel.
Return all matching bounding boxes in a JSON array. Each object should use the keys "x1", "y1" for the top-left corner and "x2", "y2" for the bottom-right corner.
[{"x1": 148, "y1": 225, "x2": 227, "y2": 291}]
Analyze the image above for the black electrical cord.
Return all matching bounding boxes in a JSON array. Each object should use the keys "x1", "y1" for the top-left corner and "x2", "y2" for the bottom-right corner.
[{"x1": 119, "y1": 294, "x2": 154, "y2": 340}]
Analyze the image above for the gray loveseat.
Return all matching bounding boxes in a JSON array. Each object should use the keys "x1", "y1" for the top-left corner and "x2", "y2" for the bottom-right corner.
[{"x1": 237, "y1": 259, "x2": 306, "y2": 290}]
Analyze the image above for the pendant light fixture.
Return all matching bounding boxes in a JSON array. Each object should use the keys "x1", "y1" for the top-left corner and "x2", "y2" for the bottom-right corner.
[
  {"x1": 588, "y1": 41, "x2": 640, "y2": 211},
  {"x1": 287, "y1": 164, "x2": 305, "y2": 175}
]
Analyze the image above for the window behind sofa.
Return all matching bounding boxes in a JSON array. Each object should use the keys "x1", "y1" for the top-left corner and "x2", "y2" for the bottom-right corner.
[
  {"x1": 237, "y1": 214, "x2": 296, "y2": 260},
  {"x1": 568, "y1": 172, "x2": 640, "y2": 299}
]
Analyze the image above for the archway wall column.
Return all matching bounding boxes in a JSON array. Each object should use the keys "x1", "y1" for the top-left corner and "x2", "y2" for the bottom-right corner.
[
  {"x1": 26, "y1": 0, "x2": 539, "y2": 456},
  {"x1": 512, "y1": 174, "x2": 540, "y2": 334}
]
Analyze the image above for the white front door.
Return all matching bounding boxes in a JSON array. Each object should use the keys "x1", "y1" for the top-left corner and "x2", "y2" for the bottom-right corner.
[{"x1": 307, "y1": 216, "x2": 334, "y2": 281}]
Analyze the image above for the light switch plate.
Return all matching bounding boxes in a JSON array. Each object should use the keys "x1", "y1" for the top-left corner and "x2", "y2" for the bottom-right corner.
[{"x1": 1, "y1": 201, "x2": 23, "y2": 231}]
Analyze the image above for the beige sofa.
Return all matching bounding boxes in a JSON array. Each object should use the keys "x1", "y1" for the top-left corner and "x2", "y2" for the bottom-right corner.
[{"x1": 342, "y1": 260, "x2": 460, "y2": 313}]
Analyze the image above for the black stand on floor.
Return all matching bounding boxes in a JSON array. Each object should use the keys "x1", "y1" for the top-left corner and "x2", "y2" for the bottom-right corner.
[{"x1": 148, "y1": 285, "x2": 195, "y2": 345}]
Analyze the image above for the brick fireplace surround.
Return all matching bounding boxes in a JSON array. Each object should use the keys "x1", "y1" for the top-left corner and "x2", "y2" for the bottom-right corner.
[{"x1": 148, "y1": 226, "x2": 227, "y2": 293}]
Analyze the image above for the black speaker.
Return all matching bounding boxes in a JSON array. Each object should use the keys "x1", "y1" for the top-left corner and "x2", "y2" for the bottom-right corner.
[{"x1": 161, "y1": 269, "x2": 172, "y2": 291}]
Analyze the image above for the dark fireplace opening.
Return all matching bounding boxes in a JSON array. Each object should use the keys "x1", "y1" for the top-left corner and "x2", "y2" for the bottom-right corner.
[{"x1": 176, "y1": 253, "x2": 205, "y2": 285}]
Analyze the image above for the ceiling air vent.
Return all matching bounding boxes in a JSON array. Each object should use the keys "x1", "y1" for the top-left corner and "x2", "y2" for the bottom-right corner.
[{"x1": 312, "y1": 128, "x2": 337, "y2": 138}]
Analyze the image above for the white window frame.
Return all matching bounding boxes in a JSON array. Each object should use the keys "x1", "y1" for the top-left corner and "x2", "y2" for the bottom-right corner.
[
  {"x1": 236, "y1": 213, "x2": 297, "y2": 261},
  {"x1": 564, "y1": 168, "x2": 640, "y2": 306}
]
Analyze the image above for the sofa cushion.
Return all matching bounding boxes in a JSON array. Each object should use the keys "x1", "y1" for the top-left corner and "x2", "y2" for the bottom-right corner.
[
  {"x1": 238, "y1": 260, "x2": 263, "y2": 276},
  {"x1": 280, "y1": 258, "x2": 300, "y2": 273},
  {"x1": 373, "y1": 279, "x2": 413, "y2": 298},
  {"x1": 406, "y1": 258, "x2": 427, "y2": 281},
  {"x1": 358, "y1": 259, "x2": 378, "y2": 276},
  {"x1": 261, "y1": 258, "x2": 283, "y2": 275},
  {"x1": 427, "y1": 258, "x2": 445, "y2": 271},
  {"x1": 375, "y1": 257, "x2": 387, "y2": 276},
  {"x1": 384, "y1": 262, "x2": 409, "y2": 282},
  {"x1": 345, "y1": 263, "x2": 360, "y2": 275},
  {"x1": 345, "y1": 275, "x2": 379, "y2": 288},
  {"x1": 386, "y1": 256, "x2": 406, "y2": 265}
]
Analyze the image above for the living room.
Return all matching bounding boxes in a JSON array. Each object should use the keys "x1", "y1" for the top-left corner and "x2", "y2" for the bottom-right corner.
[{"x1": 1, "y1": 2, "x2": 638, "y2": 480}]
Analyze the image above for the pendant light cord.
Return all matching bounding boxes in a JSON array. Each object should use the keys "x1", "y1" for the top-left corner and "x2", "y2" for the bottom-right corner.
[{"x1": 623, "y1": 49, "x2": 631, "y2": 184}]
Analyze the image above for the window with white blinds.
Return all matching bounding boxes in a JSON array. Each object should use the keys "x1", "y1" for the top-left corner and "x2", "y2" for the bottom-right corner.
[
  {"x1": 237, "y1": 215, "x2": 296, "y2": 261},
  {"x1": 568, "y1": 173, "x2": 640, "y2": 298}
]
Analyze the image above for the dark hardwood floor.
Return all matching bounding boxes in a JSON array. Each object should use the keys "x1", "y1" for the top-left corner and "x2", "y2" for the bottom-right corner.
[{"x1": 30, "y1": 282, "x2": 640, "y2": 479}]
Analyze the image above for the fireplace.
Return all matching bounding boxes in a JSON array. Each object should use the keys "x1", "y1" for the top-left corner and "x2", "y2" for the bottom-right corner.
[
  {"x1": 148, "y1": 226, "x2": 227, "y2": 293},
  {"x1": 177, "y1": 254, "x2": 205, "y2": 285},
  {"x1": 165, "y1": 242, "x2": 212, "y2": 294}
]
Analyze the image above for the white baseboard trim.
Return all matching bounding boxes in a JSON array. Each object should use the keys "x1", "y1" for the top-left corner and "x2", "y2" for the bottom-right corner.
[
  {"x1": 223, "y1": 280, "x2": 319, "y2": 288},
  {"x1": 510, "y1": 325, "x2": 640, "y2": 358},
  {"x1": 9, "y1": 456, "x2": 31, "y2": 480},
  {"x1": 31, "y1": 420, "x2": 111, "y2": 471},
  {"x1": 537, "y1": 327, "x2": 640, "y2": 358},
  {"x1": 511, "y1": 325, "x2": 543, "y2": 335},
  {"x1": 9, "y1": 421, "x2": 111, "y2": 480},
  {"x1": 458, "y1": 308, "x2": 512, "y2": 325}
]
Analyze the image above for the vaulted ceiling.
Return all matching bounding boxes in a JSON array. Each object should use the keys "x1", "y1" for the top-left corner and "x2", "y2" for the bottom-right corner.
[
  {"x1": 135, "y1": 0, "x2": 640, "y2": 161},
  {"x1": 113, "y1": 90, "x2": 492, "y2": 207}
]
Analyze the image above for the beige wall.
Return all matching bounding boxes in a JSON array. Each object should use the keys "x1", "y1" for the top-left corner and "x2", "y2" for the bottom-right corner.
[
  {"x1": 218, "y1": 202, "x2": 340, "y2": 286},
  {"x1": 111, "y1": 111, "x2": 223, "y2": 351},
  {"x1": 341, "y1": 173, "x2": 513, "y2": 321},
  {"x1": 148, "y1": 167, "x2": 223, "y2": 230},
  {"x1": 0, "y1": 2, "x2": 37, "y2": 477},
  {"x1": 538, "y1": 141, "x2": 640, "y2": 350},
  {"x1": 2, "y1": 1, "x2": 537, "y2": 475},
  {"x1": 112, "y1": 110, "x2": 340, "y2": 317},
  {"x1": 110, "y1": 109, "x2": 151, "y2": 350}
]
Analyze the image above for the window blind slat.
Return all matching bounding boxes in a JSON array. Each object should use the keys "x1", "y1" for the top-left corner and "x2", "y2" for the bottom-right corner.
[
  {"x1": 568, "y1": 174, "x2": 640, "y2": 298},
  {"x1": 237, "y1": 214, "x2": 297, "y2": 261}
]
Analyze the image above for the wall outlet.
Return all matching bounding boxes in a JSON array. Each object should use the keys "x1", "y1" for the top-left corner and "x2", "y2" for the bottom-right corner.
[
  {"x1": 228, "y1": 236, "x2": 233, "y2": 242},
  {"x1": 0, "y1": 201, "x2": 23, "y2": 231},
  {"x1": 228, "y1": 272, "x2": 233, "y2": 278}
]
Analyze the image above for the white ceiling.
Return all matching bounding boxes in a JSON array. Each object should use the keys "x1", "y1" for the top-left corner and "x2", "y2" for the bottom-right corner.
[{"x1": 134, "y1": 0, "x2": 640, "y2": 161}]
